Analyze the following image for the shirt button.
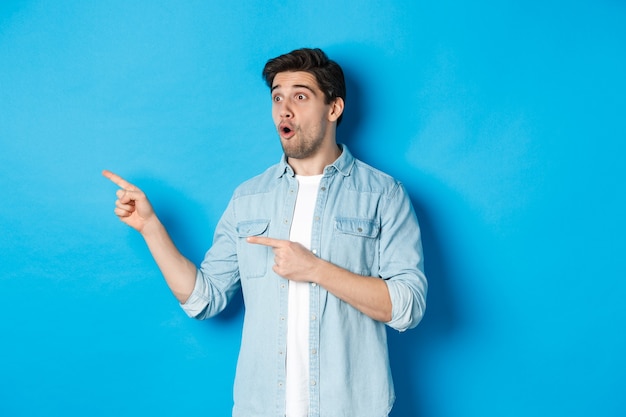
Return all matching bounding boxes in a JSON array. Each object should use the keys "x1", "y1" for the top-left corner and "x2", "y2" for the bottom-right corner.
[
  {"x1": 312, "y1": 249, "x2": 317, "y2": 255},
  {"x1": 311, "y1": 348, "x2": 317, "y2": 355},
  {"x1": 311, "y1": 314, "x2": 317, "y2": 321},
  {"x1": 311, "y1": 379, "x2": 317, "y2": 386},
  {"x1": 320, "y1": 187, "x2": 326, "y2": 191},
  {"x1": 311, "y1": 283, "x2": 317, "y2": 287},
  {"x1": 314, "y1": 216, "x2": 320, "y2": 221}
]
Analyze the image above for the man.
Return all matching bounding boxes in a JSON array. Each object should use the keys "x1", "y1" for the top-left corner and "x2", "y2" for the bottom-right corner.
[{"x1": 104, "y1": 48, "x2": 427, "y2": 417}]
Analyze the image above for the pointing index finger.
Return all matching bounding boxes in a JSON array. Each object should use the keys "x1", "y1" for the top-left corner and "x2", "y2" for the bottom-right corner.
[
  {"x1": 246, "y1": 236, "x2": 286, "y2": 247},
  {"x1": 102, "y1": 170, "x2": 136, "y2": 190}
]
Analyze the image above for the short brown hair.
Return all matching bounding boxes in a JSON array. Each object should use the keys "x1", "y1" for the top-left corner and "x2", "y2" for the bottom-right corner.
[{"x1": 262, "y1": 48, "x2": 346, "y2": 125}]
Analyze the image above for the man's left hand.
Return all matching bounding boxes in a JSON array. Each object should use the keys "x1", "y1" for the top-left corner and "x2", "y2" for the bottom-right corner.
[{"x1": 247, "y1": 236, "x2": 320, "y2": 282}]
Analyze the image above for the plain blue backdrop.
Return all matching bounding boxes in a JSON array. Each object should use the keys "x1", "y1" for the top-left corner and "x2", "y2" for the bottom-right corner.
[{"x1": 1, "y1": 1, "x2": 625, "y2": 416}]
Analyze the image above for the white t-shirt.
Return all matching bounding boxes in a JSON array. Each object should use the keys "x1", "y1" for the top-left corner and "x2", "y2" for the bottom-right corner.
[{"x1": 285, "y1": 174, "x2": 322, "y2": 417}]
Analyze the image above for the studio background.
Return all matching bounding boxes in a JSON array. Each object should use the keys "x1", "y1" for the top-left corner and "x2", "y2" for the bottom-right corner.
[{"x1": 1, "y1": 1, "x2": 624, "y2": 416}]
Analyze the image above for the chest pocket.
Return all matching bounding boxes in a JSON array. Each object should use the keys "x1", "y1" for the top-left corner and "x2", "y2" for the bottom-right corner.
[
  {"x1": 334, "y1": 218, "x2": 380, "y2": 238},
  {"x1": 236, "y1": 219, "x2": 270, "y2": 279},
  {"x1": 331, "y1": 217, "x2": 380, "y2": 275}
]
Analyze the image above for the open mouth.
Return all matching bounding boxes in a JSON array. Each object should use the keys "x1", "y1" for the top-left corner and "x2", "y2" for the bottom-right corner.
[{"x1": 279, "y1": 123, "x2": 295, "y2": 138}]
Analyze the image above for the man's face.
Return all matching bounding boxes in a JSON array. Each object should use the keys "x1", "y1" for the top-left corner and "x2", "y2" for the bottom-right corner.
[{"x1": 271, "y1": 71, "x2": 335, "y2": 160}]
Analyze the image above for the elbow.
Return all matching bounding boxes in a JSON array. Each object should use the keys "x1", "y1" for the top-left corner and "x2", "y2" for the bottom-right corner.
[
  {"x1": 387, "y1": 302, "x2": 426, "y2": 332},
  {"x1": 376, "y1": 306, "x2": 393, "y2": 325},
  {"x1": 385, "y1": 278, "x2": 427, "y2": 332}
]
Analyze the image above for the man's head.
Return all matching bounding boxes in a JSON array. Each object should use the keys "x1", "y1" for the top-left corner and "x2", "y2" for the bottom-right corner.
[{"x1": 262, "y1": 48, "x2": 346, "y2": 126}]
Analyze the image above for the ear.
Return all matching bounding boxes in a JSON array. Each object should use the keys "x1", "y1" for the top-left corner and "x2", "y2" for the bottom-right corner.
[{"x1": 327, "y1": 97, "x2": 344, "y2": 123}]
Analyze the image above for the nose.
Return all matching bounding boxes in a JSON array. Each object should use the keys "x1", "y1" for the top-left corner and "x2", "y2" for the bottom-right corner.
[{"x1": 279, "y1": 100, "x2": 293, "y2": 119}]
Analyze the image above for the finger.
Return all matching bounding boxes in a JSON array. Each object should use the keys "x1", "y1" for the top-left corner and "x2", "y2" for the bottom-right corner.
[
  {"x1": 115, "y1": 199, "x2": 135, "y2": 212},
  {"x1": 113, "y1": 206, "x2": 134, "y2": 217},
  {"x1": 116, "y1": 188, "x2": 141, "y2": 205},
  {"x1": 102, "y1": 170, "x2": 137, "y2": 191},
  {"x1": 246, "y1": 236, "x2": 287, "y2": 247}
]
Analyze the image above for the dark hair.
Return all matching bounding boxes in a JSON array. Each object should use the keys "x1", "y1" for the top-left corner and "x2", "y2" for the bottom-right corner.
[{"x1": 262, "y1": 48, "x2": 346, "y2": 125}]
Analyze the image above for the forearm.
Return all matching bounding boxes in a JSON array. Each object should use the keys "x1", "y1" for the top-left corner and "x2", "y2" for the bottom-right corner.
[
  {"x1": 313, "y1": 259, "x2": 392, "y2": 323},
  {"x1": 250, "y1": 236, "x2": 393, "y2": 322},
  {"x1": 141, "y1": 218, "x2": 197, "y2": 304}
]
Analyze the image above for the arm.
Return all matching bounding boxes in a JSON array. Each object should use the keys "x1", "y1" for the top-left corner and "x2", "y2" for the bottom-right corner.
[
  {"x1": 247, "y1": 182, "x2": 427, "y2": 330},
  {"x1": 377, "y1": 183, "x2": 427, "y2": 331},
  {"x1": 246, "y1": 236, "x2": 392, "y2": 323},
  {"x1": 313, "y1": 257, "x2": 392, "y2": 323},
  {"x1": 102, "y1": 170, "x2": 196, "y2": 303}
]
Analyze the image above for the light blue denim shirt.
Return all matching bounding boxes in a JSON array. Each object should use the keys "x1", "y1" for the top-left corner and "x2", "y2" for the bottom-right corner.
[{"x1": 181, "y1": 145, "x2": 427, "y2": 417}]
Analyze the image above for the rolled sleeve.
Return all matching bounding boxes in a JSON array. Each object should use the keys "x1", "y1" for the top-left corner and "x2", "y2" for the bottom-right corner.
[
  {"x1": 180, "y1": 270, "x2": 211, "y2": 318},
  {"x1": 380, "y1": 182, "x2": 428, "y2": 332},
  {"x1": 385, "y1": 274, "x2": 427, "y2": 332},
  {"x1": 180, "y1": 267, "x2": 241, "y2": 320},
  {"x1": 179, "y1": 197, "x2": 241, "y2": 320}
]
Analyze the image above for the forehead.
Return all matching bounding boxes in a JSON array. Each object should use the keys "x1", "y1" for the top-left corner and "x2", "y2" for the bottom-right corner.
[{"x1": 272, "y1": 71, "x2": 321, "y2": 91}]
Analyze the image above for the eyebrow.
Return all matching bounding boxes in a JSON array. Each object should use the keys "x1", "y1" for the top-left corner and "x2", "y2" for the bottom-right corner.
[{"x1": 271, "y1": 83, "x2": 318, "y2": 96}]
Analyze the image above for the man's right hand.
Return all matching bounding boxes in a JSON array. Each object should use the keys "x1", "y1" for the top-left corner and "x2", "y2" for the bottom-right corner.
[
  {"x1": 102, "y1": 169, "x2": 196, "y2": 303},
  {"x1": 102, "y1": 170, "x2": 156, "y2": 233}
]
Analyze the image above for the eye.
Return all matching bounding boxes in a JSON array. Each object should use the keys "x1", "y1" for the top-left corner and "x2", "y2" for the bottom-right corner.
[
  {"x1": 273, "y1": 95, "x2": 282, "y2": 102},
  {"x1": 296, "y1": 93, "x2": 307, "y2": 100}
]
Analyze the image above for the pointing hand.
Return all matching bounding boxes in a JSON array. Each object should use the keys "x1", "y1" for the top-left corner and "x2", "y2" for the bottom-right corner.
[
  {"x1": 246, "y1": 236, "x2": 321, "y2": 282},
  {"x1": 102, "y1": 170, "x2": 156, "y2": 233}
]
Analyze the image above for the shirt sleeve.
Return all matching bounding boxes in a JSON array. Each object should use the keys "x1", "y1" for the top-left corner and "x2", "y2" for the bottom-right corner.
[
  {"x1": 380, "y1": 182, "x2": 428, "y2": 332},
  {"x1": 180, "y1": 272, "x2": 209, "y2": 318},
  {"x1": 179, "y1": 198, "x2": 242, "y2": 320}
]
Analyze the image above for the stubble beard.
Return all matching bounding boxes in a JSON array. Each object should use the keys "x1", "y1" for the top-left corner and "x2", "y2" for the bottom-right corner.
[{"x1": 280, "y1": 126, "x2": 325, "y2": 160}]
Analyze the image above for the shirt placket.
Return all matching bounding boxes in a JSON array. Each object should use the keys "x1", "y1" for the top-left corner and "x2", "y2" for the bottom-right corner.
[
  {"x1": 307, "y1": 172, "x2": 332, "y2": 417},
  {"x1": 276, "y1": 176, "x2": 298, "y2": 415}
]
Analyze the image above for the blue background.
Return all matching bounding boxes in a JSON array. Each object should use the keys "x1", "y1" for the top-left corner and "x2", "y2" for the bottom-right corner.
[{"x1": 1, "y1": 1, "x2": 625, "y2": 416}]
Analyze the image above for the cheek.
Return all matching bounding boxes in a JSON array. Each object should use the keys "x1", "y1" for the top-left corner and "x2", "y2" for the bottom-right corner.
[{"x1": 271, "y1": 108, "x2": 280, "y2": 125}]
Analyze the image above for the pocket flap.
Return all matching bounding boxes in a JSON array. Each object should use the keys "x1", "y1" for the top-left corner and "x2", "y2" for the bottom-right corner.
[
  {"x1": 334, "y1": 217, "x2": 380, "y2": 238},
  {"x1": 237, "y1": 219, "x2": 270, "y2": 237}
]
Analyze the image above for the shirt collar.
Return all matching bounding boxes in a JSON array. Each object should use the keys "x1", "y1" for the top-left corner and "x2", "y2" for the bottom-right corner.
[{"x1": 276, "y1": 144, "x2": 355, "y2": 178}]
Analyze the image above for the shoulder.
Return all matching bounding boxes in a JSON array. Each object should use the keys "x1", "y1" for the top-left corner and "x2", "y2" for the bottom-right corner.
[
  {"x1": 232, "y1": 163, "x2": 283, "y2": 198},
  {"x1": 346, "y1": 158, "x2": 403, "y2": 198}
]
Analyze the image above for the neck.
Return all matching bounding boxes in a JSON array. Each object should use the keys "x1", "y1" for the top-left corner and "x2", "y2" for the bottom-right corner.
[{"x1": 288, "y1": 142, "x2": 341, "y2": 176}]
